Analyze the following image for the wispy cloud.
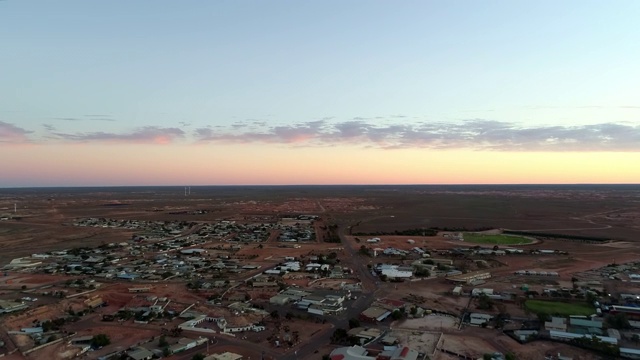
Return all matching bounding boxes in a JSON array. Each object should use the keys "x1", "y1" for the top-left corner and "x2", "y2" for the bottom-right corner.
[
  {"x1": 50, "y1": 126, "x2": 185, "y2": 144},
  {"x1": 53, "y1": 115, "x2": 116, "y2": 122},
  {"x1": 42, "y1": 124, "x2": 56, "y2": 131},
  {"x1": 0, "y1": 121, "x2": 32, "y2": 143},
  {"x1": 194, "y1": 119, "x2": 640, "y2": 151},
  {"x1": 196, "y1": 120, "x2": 327, "y2": 144}
]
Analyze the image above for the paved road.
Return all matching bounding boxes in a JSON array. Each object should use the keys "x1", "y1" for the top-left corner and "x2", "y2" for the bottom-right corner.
[
  {"x1": 69, "y1": 220, "x2": 382, "y2": 360},
  {"x1": 277, "y1": 223, "x2": 381, "y2": 360}
]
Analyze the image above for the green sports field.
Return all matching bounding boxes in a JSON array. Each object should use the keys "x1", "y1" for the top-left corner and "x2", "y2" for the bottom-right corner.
[
  {"x1": 462, "y1": 233, "x2": 533, "y2": 245},
  {"x1": 525, "y1": 300, "x2": 594, "y2": 316}
]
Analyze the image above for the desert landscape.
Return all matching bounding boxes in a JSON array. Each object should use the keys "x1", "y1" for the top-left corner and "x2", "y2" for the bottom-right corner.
[{"x1": 0, "y1": 185, "x2": 640, "y2": 360}]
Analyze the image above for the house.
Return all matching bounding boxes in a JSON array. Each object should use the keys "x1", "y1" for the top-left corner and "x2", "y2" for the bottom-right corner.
[
  {"x1": 204, "y1": 353, "x2": 243, "y2": 360},
  {"x1": 126, "y1": 347, "x2": 154, "y2": 360},
  {"x1": 360, "y1": 306, "x2": 392, "y2": 323},
  {"x1": 329, "y1": 345, "x2": 418, "y2": 360},
  {"x1": 620, "y1": 347, "x2": 640, "y2": 359},
  {"x1": 269, "y1": 294, "x2": 291, "y2": 305},
  {"x1": 70, "y1": 335, "x2": 94, "y2": 345},
  {"x1": 330, "y1": 345, "x2": 373, "y2": 360},
  {"x1": 0, "y1": 300, "x2": 29, "y2": 314},
  {"x1": 545, "y1": 317, "x2": 568, "y2": 332},
  {"x1": 377, "y1": 346, "x2": 419, "y2": 360},
  {"x1": 469, "y1": 313, "x2": 493, "y2": 326},
  {"x1": 347, "y1": 327, "x2": 382, "y2": 342},
  {"x1": 471, "y1": 288, "x2": 493, "y2": 297}
]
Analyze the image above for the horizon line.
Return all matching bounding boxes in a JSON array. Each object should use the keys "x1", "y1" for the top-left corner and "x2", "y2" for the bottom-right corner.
[{"x1": 2, "y1": 182, "x2": 640, "y2": 189}]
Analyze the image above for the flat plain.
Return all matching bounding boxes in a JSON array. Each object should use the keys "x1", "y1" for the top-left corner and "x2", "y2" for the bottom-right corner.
[
  {"x1": 1, "y1": 184, "x2": 639, "y2": 360},
  {"x1": 2, "y1": 184, "x2": 639, "y2": 264}
]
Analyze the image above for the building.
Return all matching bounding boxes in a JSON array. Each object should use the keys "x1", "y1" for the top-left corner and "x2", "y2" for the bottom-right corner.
[
  {"x1": 360, "y1": 306, "x2": 392, "y2": 323},
  {"x1": 549, "y1": 330, "x2": 617, "y2": 345},
  {"x1": 610, "y1": 305, "x2": 640, "y2": 320},
  {"x1": 126, "y1": 347, "x2": 154, "y2": 360},
  {"x1": 620, "y1": 347, "x2": 640, "y2": 359},
  {"x1": 329, "y1": 345, "x2": 418, "y2": 360},
  {"x1": 377, "y1": 346, "x2": 419, "y2": 360},
  {"x1": 347, "y1": 327, "x2": 382, "y2": 342},
  {"x1": 471, "y1": 288, "x2": 494, "y2": 297},
  {"x1": 168, "y1": 337, "x2": 206, "y2": 354},
  {"x1": 0, "y1": 300, "x2": 29, "y2": 314},
  {"x1": 569, "y1": 318, "x2": 604, "y2": 335},
  {"x1": 545, "y1": 317, "x2": 568, "y2": 332},
  {"x1": 446, "y1": 271, "x2": 491, "y2": 284},
  {"x1": 469, "y1": 313, "x2": 493, "y2": 326},
  {"x1": 70, "y1": 335, "x2": 94, "y2": 345},
  {"x1": 204, "y1": 352, "x2": 243, "y2": 360},
  {"x1": 269, "y1": 294, "x2": 291, "y2": 305},
  {"x1": 330, "y1": 345, "x2": 374, "y2": 360}
]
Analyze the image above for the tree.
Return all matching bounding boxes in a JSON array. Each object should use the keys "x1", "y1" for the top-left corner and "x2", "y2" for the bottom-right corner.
[
  {"x1": 358, "y1": 245, "x2": 370, "y2": 256},
  {"x1": 331, "y1": 328, "x2": 348, "y2": 343},
  {"x1": 348, "y1": 318, "x2": 360, "y2": 329},
  {"x1": 632, "y1": 333, "x2": 640, "y2": 344},
  {"x1": 477, "y1": 293, "x2": 494, "y2": 310},
  {"x1": 192, "y1": 354, "x2": 205, "y2": 360},
  {"x1": 536, "y1": 312, "x2": 550, "y2": 322},
  {"x1": 414, "y1": 268, "x2": 430, "y2": 277},
  {"x1": 607, "y1": 313, "x2": 631, "y2": 329},
  {"x1": 169, "y1": 327, "x2": 183, "y2": 337},
  {"x1": 158, "y1": 335, "x2": 168, "y2": 347},
  {"x1": 505, "y1": 353, "x2": 517, "y2": 360},
  {"x1": 91, "y1": 334, "x2": 110, "y2": 347},
  {"x1": 162, "y1": 347, "x2": 171, "y2": 357},
  {"x1": 270, "y1": 310, "x2": 280, "y2": 319}
]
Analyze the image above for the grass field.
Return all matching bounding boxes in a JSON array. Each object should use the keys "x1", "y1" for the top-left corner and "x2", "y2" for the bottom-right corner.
[
  {"x1": 462, "y1": 233, "x2": 533, "y2": 245},
  {"x1": 525, "y1": 300, "x2": 594, "y2": 316}
]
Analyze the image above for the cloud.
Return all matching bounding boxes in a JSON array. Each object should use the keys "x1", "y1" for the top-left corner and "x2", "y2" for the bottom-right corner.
[
  {"x1": 195, "y1": 120, "x2": 327, "y2": 144},
  {"x1": 194, "y1": 119, "x2": 640, "y2": 151},
  {"x1": 42, "y1": 124, "x2": 56, "y2": 131},
  {"x1": 50, "y1": 126, "x2": 185, "y2": 145},
  {"x1": 54, "y1": 115, "x2": 116, "y2": 122},
  {"x1": 0, "y1": 121, "x2": 32, "y2": 143}
]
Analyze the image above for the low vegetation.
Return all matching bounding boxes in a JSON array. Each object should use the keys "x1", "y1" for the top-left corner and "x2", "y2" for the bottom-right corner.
[
  {"x1": 524, "y1": 300, "x2": 594, "y2": 317},
  {"x1": 463, "y1": 233, "x2": 533, "y2": 245},
  {"x1": 503, "y1": 230, "x2": 611, "y2": 242}
]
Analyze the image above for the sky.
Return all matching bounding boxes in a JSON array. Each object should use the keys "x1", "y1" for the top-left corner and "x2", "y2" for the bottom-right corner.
[{"x1": 1, "y1": 1, "x2": 640, "y2": 187}]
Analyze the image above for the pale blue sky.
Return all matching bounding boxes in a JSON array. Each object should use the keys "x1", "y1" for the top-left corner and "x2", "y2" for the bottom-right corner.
[{"x1": 1, "y1": 1, "x2": 639, "y2": 150}]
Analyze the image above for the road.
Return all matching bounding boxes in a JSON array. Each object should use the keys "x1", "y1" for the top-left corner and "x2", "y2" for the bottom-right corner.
[
  {"x1": 276, "y1": 223, "x2": 380, "y2": 360},
  {"x1": 66, "y1": 220, "x2": 381, "y2": 360}
]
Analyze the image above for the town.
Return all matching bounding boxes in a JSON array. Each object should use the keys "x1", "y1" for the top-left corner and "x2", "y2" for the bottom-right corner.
[{"x1": 2, "y1": 190, "x2": 640, "y2": 360}]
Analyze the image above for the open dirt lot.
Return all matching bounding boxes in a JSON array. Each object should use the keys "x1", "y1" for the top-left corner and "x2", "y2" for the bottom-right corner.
[{"x1": 388, "y1": 329, "x2": 441, "y2": 354}]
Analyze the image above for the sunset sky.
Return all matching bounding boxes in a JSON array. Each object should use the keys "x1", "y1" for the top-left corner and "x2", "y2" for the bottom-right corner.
[{"x1": 2, "y1": 1, "x2": 640, "y2": 187}]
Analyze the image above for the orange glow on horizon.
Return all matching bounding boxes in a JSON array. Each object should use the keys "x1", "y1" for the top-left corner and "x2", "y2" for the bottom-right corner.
[{"x1": 4, "y1": 143, "x2": 640, "y2": 186}]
